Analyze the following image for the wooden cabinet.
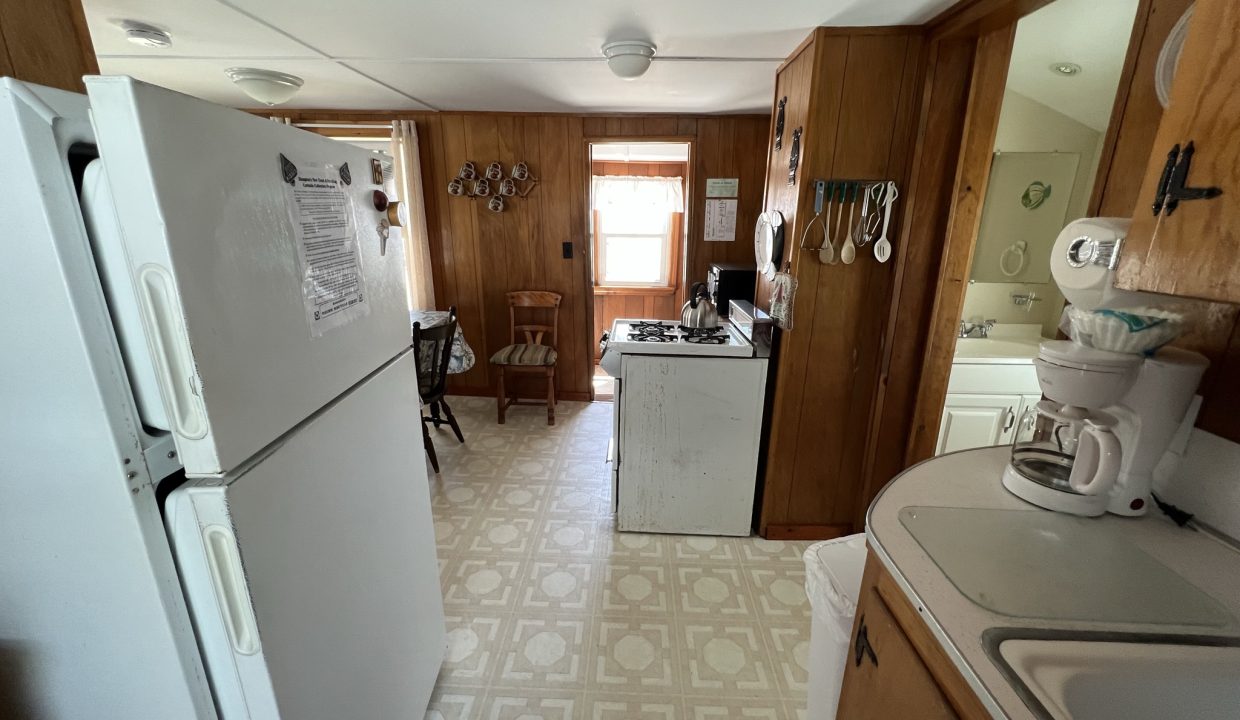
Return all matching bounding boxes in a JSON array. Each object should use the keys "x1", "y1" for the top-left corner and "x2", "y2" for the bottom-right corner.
[
  {"x1": 836, "y1": 573, "x2": 957, "y2": 719},
  {"x1": 838, "y1": 552, "x2": 990, "y2": 720},
  {"x1": 1116, "y1": 0, "x2": 1240, "y2": 303}
]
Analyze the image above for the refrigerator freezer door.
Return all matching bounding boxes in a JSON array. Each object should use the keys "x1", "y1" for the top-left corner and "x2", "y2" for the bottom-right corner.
[
  {"x1": 165, "y1": 351, "x2": 444, "y2": 719},
  {"x1": 84, "y1": 76, "x2": 409, "y2": 476}
]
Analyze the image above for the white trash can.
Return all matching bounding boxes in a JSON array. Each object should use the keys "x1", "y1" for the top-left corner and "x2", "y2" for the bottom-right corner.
[{"x1": 803, "y1": 533, "x2": 867, "y2": 719}]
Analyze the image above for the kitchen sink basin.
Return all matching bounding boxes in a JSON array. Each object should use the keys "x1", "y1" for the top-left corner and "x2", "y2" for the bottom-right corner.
[
  {"x1": 953, "y1": 337, "x2": 1041, "y2": 360},
  {"x1": 985, "y1": 630, "x2": 1240, "y2": 720}
]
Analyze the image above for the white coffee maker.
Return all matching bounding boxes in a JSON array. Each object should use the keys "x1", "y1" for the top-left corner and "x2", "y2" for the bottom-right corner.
[{"x1": 1001, "y1": 218, "x2": 1208, "y2": 517}]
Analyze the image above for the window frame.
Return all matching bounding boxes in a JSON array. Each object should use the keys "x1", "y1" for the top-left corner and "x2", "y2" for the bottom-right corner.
[{"x1": 589, "y1": 171, "x2": 686, "y2": 291}]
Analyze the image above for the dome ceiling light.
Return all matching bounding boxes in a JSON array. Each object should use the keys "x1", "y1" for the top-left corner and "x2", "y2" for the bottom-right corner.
[
  {"x1": 117, "y1": 19, "x2": 172, "y2": 48},
  {"x1": 225, "y1": 67, "x2": 304, "y2": 106},
  {"x1": 602, "y1": 40, "x2": 657, "y2": 80},
  {"x1": 1050, "y1": 62, "x2": 1082, "y2": 76}
]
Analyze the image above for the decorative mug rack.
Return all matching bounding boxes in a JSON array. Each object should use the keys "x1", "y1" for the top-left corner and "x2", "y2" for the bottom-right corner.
[{"x1": 447, "y1": 160, "x2": 539, "y2": 213}]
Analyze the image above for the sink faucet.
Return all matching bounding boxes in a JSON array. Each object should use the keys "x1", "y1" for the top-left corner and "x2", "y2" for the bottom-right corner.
[{"x1": 959, "y1": 319, "x2": 996, "y2": 339}]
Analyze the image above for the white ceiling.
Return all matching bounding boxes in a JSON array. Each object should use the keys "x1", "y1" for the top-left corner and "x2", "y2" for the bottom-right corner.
[
  {"x1": 1005, "y1": 0, "x2": 1141, "y2": 131},
  {"x1": 83, "y1": 0, "x2": 956, "y2": 113}
]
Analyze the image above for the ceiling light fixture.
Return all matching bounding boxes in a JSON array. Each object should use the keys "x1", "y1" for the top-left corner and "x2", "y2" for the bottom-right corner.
[
  {"x1": 1050, "y1": 62, "x2": 1082, "y2": 76},
  {"x1": 117, "y1": 20, "x2": 172, "y2": 48},
  {"x1": 225, "y1": 67, "x2": 304, "y2": 106},
  {"x1": 603, "y1": 40, "x2": 657, "y2": 80}
]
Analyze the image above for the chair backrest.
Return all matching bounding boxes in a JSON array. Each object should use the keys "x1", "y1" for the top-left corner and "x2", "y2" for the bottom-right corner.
[
  {"x1": 507, "y1": 291, "x2": 561, "y2": 348},
  {"x1": 411, "y1": 306, "x2": 458, "y2": 403}
]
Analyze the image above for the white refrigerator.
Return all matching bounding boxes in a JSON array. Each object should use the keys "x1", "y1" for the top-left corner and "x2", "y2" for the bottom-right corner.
[{"x1": 0, "y1": 77, "x2": 444, "y2": 719}]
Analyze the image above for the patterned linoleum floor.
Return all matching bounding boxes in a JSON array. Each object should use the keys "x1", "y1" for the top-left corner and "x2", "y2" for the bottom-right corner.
[{"x1": 426, "y1": 396, "x2": 813, "y2": 720}]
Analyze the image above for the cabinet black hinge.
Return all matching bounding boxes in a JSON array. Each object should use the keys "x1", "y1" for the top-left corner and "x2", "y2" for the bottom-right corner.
[{"x1": 1154, "y1": 141, "x2": 1223, "y2": 216}]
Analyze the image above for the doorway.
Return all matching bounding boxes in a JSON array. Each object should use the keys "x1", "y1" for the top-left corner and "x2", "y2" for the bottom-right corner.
[
  {"x1": 924, "y1": 0, "x2": 1141, "y2": 457},
  {"x1": 588, "y1": 141, "x2": 692, "y2": 400}
]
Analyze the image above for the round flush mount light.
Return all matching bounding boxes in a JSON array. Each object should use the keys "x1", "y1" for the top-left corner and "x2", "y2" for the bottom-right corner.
[
  {"x1": 1050, "y1": 62, "x2": 1082, "y2": 76},
  {"x1": 602, "y1": 40, "x2": 657, "y2": 80},
  {"x1": 225, "y1": 67, "x2": 304, "y2": 106},
  {"x1": 117, "y1": 20, "x2": 172, "y2": 48}
]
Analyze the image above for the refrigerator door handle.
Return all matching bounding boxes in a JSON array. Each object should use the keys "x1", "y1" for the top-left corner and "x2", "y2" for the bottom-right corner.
[
  {"x1": 138, "y1": 264, "x2": 208, "y2": 439},
  {"x1": 203, "y1": 524, "x2": 261, "y2": 656}
]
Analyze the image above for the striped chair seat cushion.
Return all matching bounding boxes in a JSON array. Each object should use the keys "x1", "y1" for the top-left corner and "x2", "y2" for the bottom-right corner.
[{"x1": 490, "y1": 343, "x2": 558, "y2": 366}]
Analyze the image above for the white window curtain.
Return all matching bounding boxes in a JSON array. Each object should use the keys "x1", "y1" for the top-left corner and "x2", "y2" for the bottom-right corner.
[
  {"x1": 591, "y1": 175, "x2": 684, "y2": 286},
  {"x1": 591, "y1": 175, "x2": 684, "y2": 214},
  {"x1": 391, "y1": 120, "x2": 436, "y2": 310}
]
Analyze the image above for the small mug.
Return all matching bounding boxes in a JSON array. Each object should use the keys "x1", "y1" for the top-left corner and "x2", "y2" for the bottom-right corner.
[
  {"x1": 447, "y1": 178, "x2": 464, "y2": 196},
  {"x1": 458, "y1": 162, "x2": 476, "y2": 180},
  {"x1": 473, "y1": 178, "x2": 491, "y2": 197},
  {"x1": 511, "y1": 161, "x2": 529, "y2": 180},
  {"x1": 485, "y1": 161, "x2": 504, "y2": 180},
  {"x1": 488, "y1": 196, "x2": 505, "y2": 213},
  {"x1": 499, "y1": 178, "x2": 517, "y2": 196}
]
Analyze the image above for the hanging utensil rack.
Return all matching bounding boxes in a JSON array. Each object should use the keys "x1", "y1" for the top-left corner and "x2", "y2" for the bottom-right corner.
[{"x1": 797, "y1": 179, "x2": 899, "y2": 264}]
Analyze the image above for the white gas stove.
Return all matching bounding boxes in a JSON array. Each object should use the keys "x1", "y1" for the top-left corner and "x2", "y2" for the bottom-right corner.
[
  {"x1": 599, "y1": 305, "x2": 772, "y2": 536},
  {"x1": 601, "y1": 318, "x2": 756, "y2": 364}
]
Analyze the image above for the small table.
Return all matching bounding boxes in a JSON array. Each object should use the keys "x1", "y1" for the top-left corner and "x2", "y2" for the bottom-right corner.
[{"x1": 410, "y1": 310, "x2": 476, "y2": 375}]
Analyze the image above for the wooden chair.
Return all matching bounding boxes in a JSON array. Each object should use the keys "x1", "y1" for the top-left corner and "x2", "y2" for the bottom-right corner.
[
  {"x1": 491, "y1": 291, "x2": 561, "y2": 425},
  {"x1": 412, "y1": 306, "x2": 464, "y2": 474}
]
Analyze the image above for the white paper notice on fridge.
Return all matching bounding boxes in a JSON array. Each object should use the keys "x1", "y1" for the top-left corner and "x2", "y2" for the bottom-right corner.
[
  {"x1": 704, "y1": 198, "x2": 738, "y2": 242},
  {"x1": 280, "y1": 154, "x2": 369, "y2": 336}
]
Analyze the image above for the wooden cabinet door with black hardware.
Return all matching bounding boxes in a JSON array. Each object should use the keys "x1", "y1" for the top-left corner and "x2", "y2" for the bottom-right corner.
[
  {"x1": 1116, "y1": 0, "x2": 1240, "y2": 303},
  {"x1": 837, "y1": 552, "x2": 990, "y2": 720}
]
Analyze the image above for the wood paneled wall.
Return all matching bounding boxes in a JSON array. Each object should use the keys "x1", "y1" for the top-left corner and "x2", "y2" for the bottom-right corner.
[
  {"x1": 0, "y1": 0, "x2": 97, "y2": 92},
  {"x1": 757, "y1": 28, "x2": 925, "y2": 538},
  {"x1": 268, "y1": 111, "x2": 768, "y2": 400},
  {"x1": 590, "y1": 160, "x2": 686, "y2": 359}
]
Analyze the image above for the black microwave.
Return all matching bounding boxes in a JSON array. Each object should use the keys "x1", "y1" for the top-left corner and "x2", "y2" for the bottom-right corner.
[{"x1": 706, "y1": 263, "x2": 757, "y2": 318}]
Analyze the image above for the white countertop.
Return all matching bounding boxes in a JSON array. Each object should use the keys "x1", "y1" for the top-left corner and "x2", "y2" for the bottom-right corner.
[{"x1": 866, "y1": 447, "x2": 1240, "y2": 719}]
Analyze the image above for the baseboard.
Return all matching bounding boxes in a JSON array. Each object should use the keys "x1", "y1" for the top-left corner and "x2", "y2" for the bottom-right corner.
[{"x1": 761, "y1": 523, "x2": 855, "y2": 541}]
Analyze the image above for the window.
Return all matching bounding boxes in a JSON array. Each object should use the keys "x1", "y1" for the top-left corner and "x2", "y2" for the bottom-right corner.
[{"x1": 591, "y1": 175, "x2": 684, "y2": 287}]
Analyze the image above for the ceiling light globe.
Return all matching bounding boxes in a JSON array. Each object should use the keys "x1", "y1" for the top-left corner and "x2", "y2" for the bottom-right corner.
[
  {"x1": 603, "y1": 41, "x2": 657, "y2": 80},
  {"x1": 225, "y1": 68, "x2": 304, "y2": 106}
]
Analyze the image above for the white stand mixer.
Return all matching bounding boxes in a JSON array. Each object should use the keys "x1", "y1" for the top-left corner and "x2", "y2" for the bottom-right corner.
[{"x1": 1000, "y1": 218, "x2": 1208, "y2": 517}]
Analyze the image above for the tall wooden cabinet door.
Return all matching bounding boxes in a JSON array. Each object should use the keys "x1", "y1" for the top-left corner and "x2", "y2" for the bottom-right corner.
[
  {"x1": 1116, "y1": 0, "x2": 1240, "y2": 303},
  {"x1": 836, "y1": 584, "x2": 958, "y2": 720}
]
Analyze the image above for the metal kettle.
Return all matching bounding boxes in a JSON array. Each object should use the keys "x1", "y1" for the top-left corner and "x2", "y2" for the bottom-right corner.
[{"x1": 680, "y1": 282, "x2": 719, "y2": 329}]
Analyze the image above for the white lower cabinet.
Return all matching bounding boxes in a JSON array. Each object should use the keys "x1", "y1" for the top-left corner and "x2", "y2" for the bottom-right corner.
[
  {"x1": 936, "y1": 393, "x2": 1021, "y2": 455},
  {"x1": 937, "y1": 361, "x2": 1043, "y2": 455}
]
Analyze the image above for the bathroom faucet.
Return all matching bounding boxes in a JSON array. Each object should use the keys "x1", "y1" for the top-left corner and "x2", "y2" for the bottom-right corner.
[{"x1": 959, "y1": 319, "x2": 996, "y2": 339}]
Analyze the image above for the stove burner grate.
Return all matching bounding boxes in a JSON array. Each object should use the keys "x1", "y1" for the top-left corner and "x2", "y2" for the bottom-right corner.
[
  {"x1": 684, "y1": 335, "x2": 727, "y2": 345},
  {"x1": 678, "y1": 325, "x2": 727, "y2": 338},
  {"x1": 629, "y1": 321, "x2": 675, "y2": 337},
  {"x1": 628, "y1": 333, "x2": 676, "y2": 342}
]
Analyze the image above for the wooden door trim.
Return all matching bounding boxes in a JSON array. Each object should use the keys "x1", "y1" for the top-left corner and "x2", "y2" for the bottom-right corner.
[
  {"x1": 904, "y1": 25, "x2": 1016, "y2": 465},
  {"x1": 1087, "y1": 0, "x2": 1157, "y2": 215},
  {"x1": 927, "y1": 0, "x2": 1054, "y2": 39}
]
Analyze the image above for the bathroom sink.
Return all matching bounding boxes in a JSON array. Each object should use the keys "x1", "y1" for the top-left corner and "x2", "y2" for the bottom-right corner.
[
  {"x1": 954, "y1": 337, "x2": 1042, "y2": 361},
  {"x1": 986, "y1": 631, "x2": 1240, "y2": 720}
]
